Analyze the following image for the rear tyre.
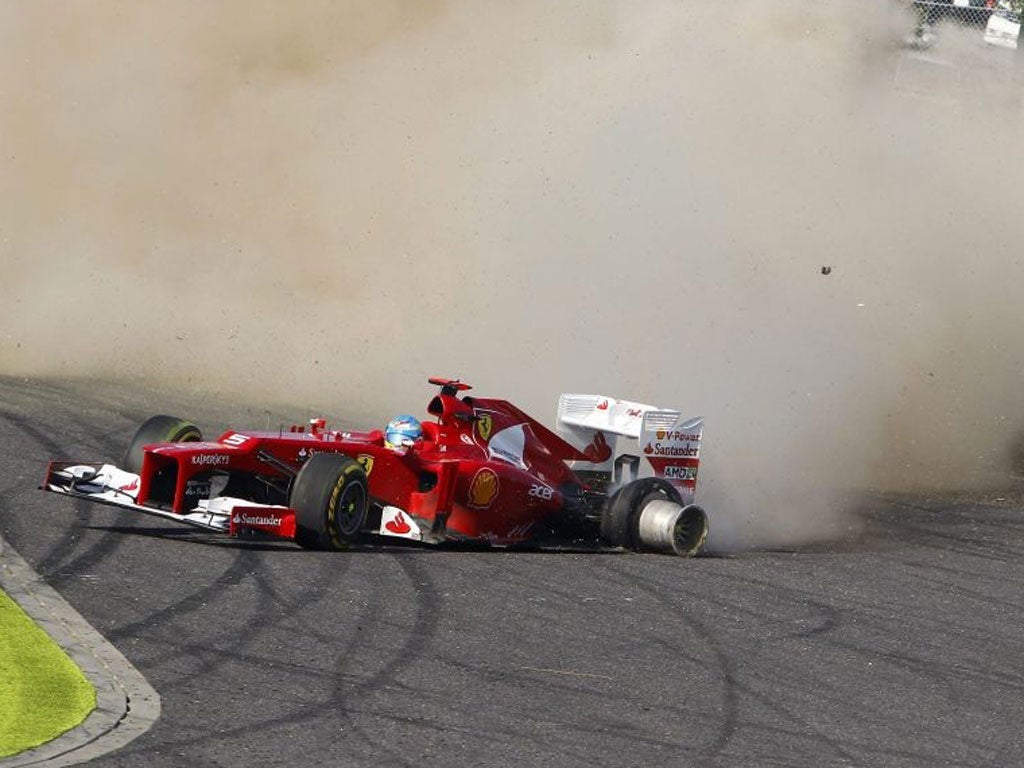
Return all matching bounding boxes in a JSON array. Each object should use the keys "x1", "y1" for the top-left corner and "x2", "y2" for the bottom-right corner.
[
  {"x1": 600, "y1": 478, "x2": 681, "y2": 550},
  {"x1": 290, "y1": 453, "x2": 368, "y2": 550},
  {"x1": 122, "y1": 415, "x2": 202, "y2": 474}
]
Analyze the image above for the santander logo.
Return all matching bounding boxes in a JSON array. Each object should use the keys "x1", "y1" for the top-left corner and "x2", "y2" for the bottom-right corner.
[
  {"x1": 385, "y1": 511, "x2": 412, "y2": 535},
  {"x1": 119, "y1": 478, "x2": 139, "y2": 492},
  {"x1": 596, "y1": 399, "x2": 609, "y2": 411}
]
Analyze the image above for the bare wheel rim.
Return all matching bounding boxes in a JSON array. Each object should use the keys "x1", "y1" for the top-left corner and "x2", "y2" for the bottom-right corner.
[
  {"x1": 335, "y1": 483, "x2": 366, "y2": 536},
  {"x1": 672, "y1": 508, "x2": 706, "y2": 554}
]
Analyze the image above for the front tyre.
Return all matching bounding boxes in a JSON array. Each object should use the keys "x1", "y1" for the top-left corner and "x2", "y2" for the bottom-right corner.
[
  {"x1": 122, "y1": 415, "x2": 202, "y2": 474},
  {"x1": 290, "y1": 453, "x2": 368, "y2": 550}
]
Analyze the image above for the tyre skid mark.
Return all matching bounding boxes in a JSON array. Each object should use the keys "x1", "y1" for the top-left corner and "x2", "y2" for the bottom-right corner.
[
  {"x1": 640, "y1": 553, "x2": 1016, "y2": 764},
  {"x1": 597, "y1": 558, "x2": 979, "y2": 767},
  {"x1": 0, "y1": 408, "x2": 128, "y2": 587},
  {"x1": 93, "y1": 554, "x2": 424, "y2": 760},
  {"x1": 325, "y1": 553, "x2": 443, "y2": 768},
  {"x1": 323, "y1": 552, "x2": 702, "y2": 761},
  {"x1": 593, "y1": 558, "x2": 866, "y2": 764},
  {"x1": 324, "y1": 554, "x2": 635, "y2": 766}
]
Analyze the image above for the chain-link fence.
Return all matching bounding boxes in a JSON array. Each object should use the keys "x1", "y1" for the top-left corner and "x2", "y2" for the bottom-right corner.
[
  {"x1": 896, "y1": 0, "x2": 1024, "y2": 118},
  {"x1": 906, "y1": 0, "x2": 1022, "y2": 50},
  {"x1": 913, "y1": 0, "x2": 996, "y2": 27}
]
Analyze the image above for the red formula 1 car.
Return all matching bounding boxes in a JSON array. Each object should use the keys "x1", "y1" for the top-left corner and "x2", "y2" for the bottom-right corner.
[{"x1": 41, "y1": 378, "x2": 709, "y2": 556}]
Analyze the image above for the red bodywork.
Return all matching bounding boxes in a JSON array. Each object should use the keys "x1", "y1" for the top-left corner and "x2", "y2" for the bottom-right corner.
[{"x1": 132, "y1": 379, "x2": 605, "y2": 545}]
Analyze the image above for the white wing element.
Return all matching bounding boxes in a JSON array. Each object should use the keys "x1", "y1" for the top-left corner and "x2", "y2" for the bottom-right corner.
[
  {"x1": 379, "y1": 506, "x2": 422, "y2": 540},
  {"x1": 557, "y1": 394, "x2": 703, "y2": 498},
  {"x1": 556, "y1": 394, "x2": 661, "y2": 439},
  {"x1": 45, "y1": 463, "x2": 289, "y2": 532},
  {"x1": 638, "y1": 412, "x2": 703, "y2": 505}
]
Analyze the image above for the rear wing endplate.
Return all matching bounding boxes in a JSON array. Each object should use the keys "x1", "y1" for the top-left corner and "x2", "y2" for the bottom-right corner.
[{"x1": 556, "y1": 394, "x2": 703, "y2": 502}]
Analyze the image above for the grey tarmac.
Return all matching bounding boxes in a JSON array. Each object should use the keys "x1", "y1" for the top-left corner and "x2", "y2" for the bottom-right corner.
[{"x1": 3, "y1": 375, "x2": 1024, "y2": 767}]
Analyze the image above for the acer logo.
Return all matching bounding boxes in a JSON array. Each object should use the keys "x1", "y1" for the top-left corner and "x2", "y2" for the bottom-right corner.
[{"x1": 528, "y1": 484, "x2": 554, "y2": 501}]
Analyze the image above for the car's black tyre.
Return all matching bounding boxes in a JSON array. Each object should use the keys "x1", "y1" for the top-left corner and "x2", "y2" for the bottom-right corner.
[
  {"x1": 290, "y1": 453, "x2": 368, "y2": 550},
  {"x1": 600, "y1": 477, "x2": 681, "y2": 550},
  {"x1": 122, "y1": 415, "x2": 202, "y2": 474}
]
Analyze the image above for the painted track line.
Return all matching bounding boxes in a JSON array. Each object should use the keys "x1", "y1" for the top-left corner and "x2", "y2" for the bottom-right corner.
[{"x1": 0, "y1": 535, "x2": 160, "y2": 767}]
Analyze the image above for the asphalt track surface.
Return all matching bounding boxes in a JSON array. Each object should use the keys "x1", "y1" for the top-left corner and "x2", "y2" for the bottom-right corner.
[{"x1": 3, "y1": 376, "x2": 1024, "y2": 768}]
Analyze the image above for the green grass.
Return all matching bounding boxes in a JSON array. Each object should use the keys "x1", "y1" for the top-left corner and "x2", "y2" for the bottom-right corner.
[{"x1": 0, "y1": 589, "x2": 96, "y2": 758}]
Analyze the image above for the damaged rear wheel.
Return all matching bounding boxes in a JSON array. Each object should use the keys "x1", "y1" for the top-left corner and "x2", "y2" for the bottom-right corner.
[
  {"x1": 601, "y1": 477, "x2": 707, "y2": 557},
  {"x1": 637, "y1": 501, "x2": 708, "y2": 557}
]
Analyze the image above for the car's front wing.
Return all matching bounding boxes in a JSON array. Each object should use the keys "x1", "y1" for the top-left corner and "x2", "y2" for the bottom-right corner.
[{"x1": 41, "y1": 461, "x2": 297, "y2": 539}]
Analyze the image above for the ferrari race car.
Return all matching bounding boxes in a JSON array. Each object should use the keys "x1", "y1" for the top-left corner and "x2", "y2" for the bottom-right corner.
[{"x1": 41, "y1": 378, "x2": 709, "y2": 556}]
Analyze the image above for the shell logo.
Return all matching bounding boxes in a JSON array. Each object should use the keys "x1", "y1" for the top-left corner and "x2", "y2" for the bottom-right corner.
[
  {"x1": 468, "y1": 468, "x2": 500, "y2": 508},
  {"x1": 656, "y1": 430, "x2": 666, "y2": 440}
]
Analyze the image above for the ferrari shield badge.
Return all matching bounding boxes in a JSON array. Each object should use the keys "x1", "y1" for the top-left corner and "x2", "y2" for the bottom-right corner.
[
  {"x1": 357, "y1": 454, "x2": 374, "y2": 475},
  {"x1": 476, "y1": 414, "x2": 493, "y2": 442}
]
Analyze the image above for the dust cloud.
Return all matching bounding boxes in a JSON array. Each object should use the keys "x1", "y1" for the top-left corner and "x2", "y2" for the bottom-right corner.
[{"x1": 3, "y1": 1, "x2": 1024, "y2": 550}]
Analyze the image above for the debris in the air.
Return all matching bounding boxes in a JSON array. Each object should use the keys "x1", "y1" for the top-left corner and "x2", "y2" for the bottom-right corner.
[{"x1": 821, "y1": 266, "x2": 832, "y2": 275}]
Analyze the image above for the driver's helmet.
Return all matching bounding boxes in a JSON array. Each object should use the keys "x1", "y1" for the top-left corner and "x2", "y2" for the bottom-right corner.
[{"x1": 384, "y1": 415, "x2": 422, "y2": 448}]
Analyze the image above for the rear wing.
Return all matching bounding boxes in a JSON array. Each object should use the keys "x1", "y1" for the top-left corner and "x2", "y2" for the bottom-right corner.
[{"x1": 556, "y1": 394, "x2": 703, "y2": 503}]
